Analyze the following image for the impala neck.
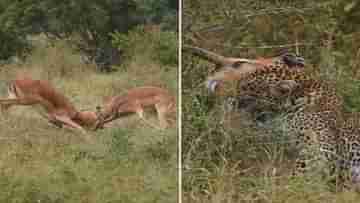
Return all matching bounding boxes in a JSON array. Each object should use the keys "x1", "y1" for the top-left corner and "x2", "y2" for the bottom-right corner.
[{"x1": 74, "y1": 111, "x2": 98, "y2": 127}]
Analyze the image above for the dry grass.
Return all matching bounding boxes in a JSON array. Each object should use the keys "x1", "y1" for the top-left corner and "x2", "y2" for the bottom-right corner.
[
  {"x1": 181, "y1": 50, "x2": 360, "y2": 202},
  {"x1": 0, "y1": 40, "x2": 178, "y2": 203},
  {"x1": 182, "y1": 107, "x2": 360, "y2": 203}
]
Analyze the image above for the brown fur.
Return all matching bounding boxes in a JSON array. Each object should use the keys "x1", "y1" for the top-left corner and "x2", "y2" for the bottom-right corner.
[
  {"x1": 95, "y1": 86, "x2": 176, "y2": 130},
  {"x1": 0, "y1": 75, "x2": 98, "y2": 134},
  {"x1": 182, "y1": 45, "x2": 293, "y2": 93}
]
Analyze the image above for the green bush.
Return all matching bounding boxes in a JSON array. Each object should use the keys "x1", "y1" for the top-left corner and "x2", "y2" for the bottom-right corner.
[
  {"x1": 0, "y1": 30, "x2": 30, "y2": 61},
  {"x1": 111, "y1": 25, "x2": 178, "y2": 68}
]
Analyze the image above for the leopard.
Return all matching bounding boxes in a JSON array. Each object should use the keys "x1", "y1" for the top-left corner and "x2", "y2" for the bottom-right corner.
[
  {"x1": 228, "y1": 65, "x2": 360, "y2": 188},
  {"x1": 208, "y1": 61, "x2": 343, "y2": 112},
  {"x1": 186, "y1": 45, "x2": 360, "y2": 187},
  {"x1": 206, "y1": 58, "x2": 352, "y2": 183},
  {"x1": 332, "y1": 112, "x2": 360, "y2": 189},
  {"x1": 183, "y1": 45, "x2": 307, "y2": 118}
]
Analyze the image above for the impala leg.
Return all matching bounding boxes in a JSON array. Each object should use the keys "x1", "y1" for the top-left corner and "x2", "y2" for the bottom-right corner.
[
  {"x1": 155, "y1": 103, "x2": 168, "y2": 129},
  {"x1": 0, "y1": 103, "x2": 11, "y2": 111},
  {"x1": 1, "y1": 87, "x2": 17, "y2": 111},
  {"x1": 54, "y1": 115, "x2": 87, "y2": 135},
  {"x1": 136, "y1": 108, "x2": 163, "y2": 130},
  {"x1": 48, "y1": 118, "x2": 64, "y2": 128},
  {"x1": 0, "y1": 98, "x2": 41, "y2": 108},
  {"x1": 55, "y1": 115, "x2": 93, "y2": 142},
  {"x1": 0, "y1": 98, "x2": 20, "y2": 112},
  {"x1": 38, "y1": 113, "x2": 63, "y2": 128}
]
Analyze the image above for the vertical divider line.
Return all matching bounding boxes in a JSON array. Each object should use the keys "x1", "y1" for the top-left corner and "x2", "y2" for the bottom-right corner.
[{"x1": 178, "y1": 0, "x2": 182, "y2": 202}]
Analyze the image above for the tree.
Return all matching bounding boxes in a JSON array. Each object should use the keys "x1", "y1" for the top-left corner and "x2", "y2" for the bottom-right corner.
[{"x1": 0, "y1": 0, "x2": 141, "y2": 65}]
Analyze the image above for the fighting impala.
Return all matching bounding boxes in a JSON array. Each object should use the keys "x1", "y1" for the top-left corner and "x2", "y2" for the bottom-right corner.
[
  {"x1": 0, "y1": 75, "x2": 98, "y2": 135},
  {"x1": 94, "y1": 86, "x2": 176, "y2": 130}
]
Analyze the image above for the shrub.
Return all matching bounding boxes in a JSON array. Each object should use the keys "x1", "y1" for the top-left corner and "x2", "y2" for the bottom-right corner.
[{"x1": 111, "y1": 25, "x2": 178, "y2": 68}]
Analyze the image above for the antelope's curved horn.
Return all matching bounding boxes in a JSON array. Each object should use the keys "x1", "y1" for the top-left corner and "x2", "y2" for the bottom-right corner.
[{"x1": 182, "y1": 45, "x2": 234, "y2": 66}]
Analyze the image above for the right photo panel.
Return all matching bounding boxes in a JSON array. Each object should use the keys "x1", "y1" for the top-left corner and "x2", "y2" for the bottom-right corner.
[{"x1": 182, "y1": 0, "x2": 360, "y2": 202}]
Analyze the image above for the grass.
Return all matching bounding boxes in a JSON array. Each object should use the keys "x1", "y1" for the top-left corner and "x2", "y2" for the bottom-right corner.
[
  {"x1": 0, "y1": 39, "x2": 178, "y2": 203},
  {"x1": 181, "y1": 50, "x2": 360, "y2": 202},
  {"x1": 182, "y1": 99, "x2": 360, "y2": 202}
]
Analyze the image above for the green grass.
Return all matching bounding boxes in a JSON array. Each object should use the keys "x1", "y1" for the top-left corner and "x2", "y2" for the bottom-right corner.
[
  {"x1": 181, "y1": 50, "x2": 360, "y2": 202},
  {"x1": 0, "y1": 39, "x2": 178, "y2": 203},
  {"x1": 182, "y1": 102, "x2": 360, "y2": 203}
]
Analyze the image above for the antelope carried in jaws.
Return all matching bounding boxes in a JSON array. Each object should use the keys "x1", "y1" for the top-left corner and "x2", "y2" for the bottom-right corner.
[
  {"x1": 94, "y1": 86, "x2": 176, "y2": 130},
  {"x1": 182, "y1": 45, "x2": 305, "y2": 93},
  {"x1": 0, "y1": 75, "x2": 98, "y2": 134}
]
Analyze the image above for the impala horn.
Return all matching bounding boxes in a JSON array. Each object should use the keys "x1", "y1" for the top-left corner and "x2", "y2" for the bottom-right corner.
[
  {"x1": 183, "y1": 45, "x2": 236, "y2": 66},
  {"x1": 183, "y1": 45, "x2": 258, "y2": 69}
]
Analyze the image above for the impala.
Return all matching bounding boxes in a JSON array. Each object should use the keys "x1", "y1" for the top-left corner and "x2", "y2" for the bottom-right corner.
[
  {"x1": 94, "y1": 86, "x2": 176, "y2": 130},
  {"x1": 182, "y1": 45, "x2": 304, "y2": 93},
  {"x1": 0, "y1": 75, "x2": 98, "y2": 135}
]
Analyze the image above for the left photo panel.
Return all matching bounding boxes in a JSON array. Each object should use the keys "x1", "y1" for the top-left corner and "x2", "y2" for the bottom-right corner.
[{"x1": 0, "y1": 1, "x2": 179, "y2": 202}]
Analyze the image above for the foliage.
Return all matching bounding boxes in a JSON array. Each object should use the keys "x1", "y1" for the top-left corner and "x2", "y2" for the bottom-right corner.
[
  {"x1": 111, "y1": 25, "x2": 178, "y2": 68},
  {"x1": 0, "y1": 0, "x2": 178, "y2": 63},
  {"x1": 0, "y1": 37, "x2": 178, "y2": 202},
  {"x1": 135, "y1": 0, "x2": 178, "y2": 31},
  {"x1": 0, "y1": 30, "x2": 30, "y2": 61},
  {"x1": 183, "y1": 0, "x2": 360, "y2": 201}
]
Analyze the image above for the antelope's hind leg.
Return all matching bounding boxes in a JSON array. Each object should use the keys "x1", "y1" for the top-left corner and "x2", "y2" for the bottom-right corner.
[
  {"x1": 136, "y1": 108, "x2": 163, "y2": 130},
  {"x1": 155, "y1": 103, "x2": 169, "y2": 129},
  {"x1": 0, "y1": 98, "x2": 22, "y2": 113}
]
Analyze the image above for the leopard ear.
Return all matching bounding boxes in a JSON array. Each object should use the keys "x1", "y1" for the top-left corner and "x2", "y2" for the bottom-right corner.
[
  {"x1": 275, "y1": 49, "x2": 290, "y2": 57},
  {"x1": 282, "y1": 53, "x2": 305, "y2": 67}
]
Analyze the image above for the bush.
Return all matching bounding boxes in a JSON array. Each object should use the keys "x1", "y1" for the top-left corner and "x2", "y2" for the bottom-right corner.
[
  {"x1": 111, "y1": 25, "x2": 178, "y2": 68},
  {"x1": 0, "y1": 30, "x2": 30, "y2": 62}
]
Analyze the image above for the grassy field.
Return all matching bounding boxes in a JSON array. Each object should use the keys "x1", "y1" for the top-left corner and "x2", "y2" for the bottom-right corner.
[
  {"x1": 0, "y1": 40, "x2": 178, "y2": 203},
  {"x1": 181, "y1": 51, "x2": 360, "y2": 202}
]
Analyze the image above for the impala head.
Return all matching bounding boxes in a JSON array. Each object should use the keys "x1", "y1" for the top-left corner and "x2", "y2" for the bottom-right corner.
[
  {"x1": 93, "y1": 105, "x2": 107, "y2": 130},
  {"x1": 183, "y1": 45, "x2": 305, "y2": 93},
  {"x1": 73, "y1": 110, "x2": 99, "y2": 128}
]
